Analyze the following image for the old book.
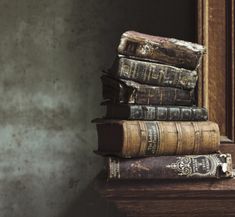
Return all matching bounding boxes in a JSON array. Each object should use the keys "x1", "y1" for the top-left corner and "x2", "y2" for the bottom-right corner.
[
  {"x1": 95, "y1": 120, "x2": 220, "y2": 158},
  {"x1": 107, "y1": 154, "x2": 233, "y2": 180},
  {"x1": 105, "y1": 105, "x2": 208, "y2": 121},
  {"x1": 102, "y1": 75, "x2": 195, "y2": 106},
  {"x1": 118, "y1": 31, "x2": 205, "y2": 70},
  {"x1": 108, "y1": 56, "x2": 198, "y2": 89}
]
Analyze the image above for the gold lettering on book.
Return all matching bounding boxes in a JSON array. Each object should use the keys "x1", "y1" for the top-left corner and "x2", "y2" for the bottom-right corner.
[
  {"x1": 145, "y1": 122, "x2": 159, "y2": 155},
  {"x1": 109, "y1": 159, "x2": 120, "y2": 179},
  {"x1": 166, "y1": 155, "x2": 224, "y2": 177}
]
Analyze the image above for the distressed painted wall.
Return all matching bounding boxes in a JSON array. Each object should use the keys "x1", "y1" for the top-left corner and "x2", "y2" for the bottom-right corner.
[{"x1": 0, "y1": 0, "x2": 195, "y2": 217}]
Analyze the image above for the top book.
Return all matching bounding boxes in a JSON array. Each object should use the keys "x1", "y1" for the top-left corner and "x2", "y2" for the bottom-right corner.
[{"x1": 118, "y1": 31, "x2": 205, "y2": 70}]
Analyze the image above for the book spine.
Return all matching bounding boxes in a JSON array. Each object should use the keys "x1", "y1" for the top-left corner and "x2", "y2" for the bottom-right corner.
[
  {"x1": 131, "y1": 84, "x2": 195, "y2": 105},
  {"x1": 96, "y1": 120, "x2": 220, "y2": 158},
  {"x1": 123, "y1": 121, "x2": 220, "y2": 157},
  {"x1": 118, "y1": 31, "x2": 205, "y2": 70},
  {"x1": 114, "y1": 57, "x2": 198, "y2": 89},
  {"x1": 107, "y1": 154, "x2": 233, "y2": 180},
  {"x1": 106, "y1": 105, "x2": 208, "y2": 121},
  {"x1": 101, "y1": 76, "x2": 195, "y2": 106}
]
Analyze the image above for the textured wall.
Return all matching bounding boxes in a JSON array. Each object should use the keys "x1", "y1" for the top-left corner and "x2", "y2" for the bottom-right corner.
[{"x1": 0, "y1": 0, "x2": 195, "y2": 217}]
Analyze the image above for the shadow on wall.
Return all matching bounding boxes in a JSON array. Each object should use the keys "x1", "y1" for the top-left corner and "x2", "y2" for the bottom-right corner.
[
  {"x1": 60, "y1": 175, "x2": 125, "y2": 217},
  {"x1": 61, "y1": 0, "x2": 196, "y2": 217},
  {"x1": 59, "y1": 0, "x2": 196, "y2": 216}
]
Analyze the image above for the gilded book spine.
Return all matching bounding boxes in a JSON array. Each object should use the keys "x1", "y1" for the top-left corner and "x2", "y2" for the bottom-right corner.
[
  {"x1": 107, "y1": 154, "x2": 233, "y2": 180},
  {"x1": 102, "y1": 75, "x2": 195, "y2": 106},
  {"x1": 118, "y1": 31, "x2": 205, "y2": 70},
  {"x1": 105, "y1": 105, "x2": 208, "y2": 121},
  {"x1": 96, "y1": 120, "x2": 220, "y2": 158},
  {"x1": 110, "y1": 57, "x2": 198, "y2": 89}
]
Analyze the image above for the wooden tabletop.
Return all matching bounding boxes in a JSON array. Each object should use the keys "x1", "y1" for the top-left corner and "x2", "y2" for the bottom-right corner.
[{"x1": 93, "y1": 172, "x2": 235, "y2": 217}]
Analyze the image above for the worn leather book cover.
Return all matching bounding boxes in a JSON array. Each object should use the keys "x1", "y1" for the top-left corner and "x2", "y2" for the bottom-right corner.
[
  {"x1": 118, "y1": 31, "x2": 205, "y2": 70},
  {"x1": 105, "y1": 105, "x2": 208, "y2": 121},
  {"x1": 107, "y1": 154, "x2": 233, "y2": 180},
  {"x1": 95, "y1": 120, "x2": 220, "y2": 158},
  {"x1": 108, "y1": 56, "x2": 198, "y2": 89},
  {"x1": 101, "y1": 75, "x2": 195, "y2": 106}
]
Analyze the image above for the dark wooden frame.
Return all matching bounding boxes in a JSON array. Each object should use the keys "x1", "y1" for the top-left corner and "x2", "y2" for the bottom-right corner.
[
  {"x1": 197, "y1": 0, "x2": 235, "y2": 143},
  {"x1": 93, "y1": 1, "x2": 235, "y2": 216}
]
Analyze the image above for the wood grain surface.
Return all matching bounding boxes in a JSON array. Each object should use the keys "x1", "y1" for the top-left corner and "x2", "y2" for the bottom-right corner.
[{"x1": 92, "y1": 144, "x2": 235, "y2": 217}]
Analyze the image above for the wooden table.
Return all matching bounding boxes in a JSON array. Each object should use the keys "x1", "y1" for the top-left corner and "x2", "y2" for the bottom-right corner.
[
  {"x1": 92, "y1": 144, "x2": 235, "y2": 217},
  {"x1": 94, "y1": 173, "x2": 235, "y2": 217}
]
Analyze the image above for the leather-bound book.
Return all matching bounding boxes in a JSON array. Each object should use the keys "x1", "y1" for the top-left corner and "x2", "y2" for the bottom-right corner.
[
  {"x1": 105, "y1": 105, "x2": 208, "y2": 121},
  {"x1": 118, "y1": 31, "x2": 205, "y2": 70},
  {"x1": 107, "y1": 154, "x2": 233, "y2": 180},
  {"x1": 101, "y1": 75, "x2": 195, "y2": 106},
  {"x1": 109, "y1": 56, "x2": 198, "y2": 89},
  {"x1": 95, "y1": 120, "x2": 220, "y2": 158}
]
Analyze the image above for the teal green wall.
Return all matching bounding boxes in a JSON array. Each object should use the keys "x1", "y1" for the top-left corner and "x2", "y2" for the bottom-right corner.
[{"x1": 0, "y1": 0, "x2": 195, "y2": 216}]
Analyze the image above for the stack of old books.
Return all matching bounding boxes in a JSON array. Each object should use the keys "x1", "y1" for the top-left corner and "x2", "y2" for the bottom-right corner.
[{"x1": 93, "y1": 31, "x2": 233, "y2": 180}]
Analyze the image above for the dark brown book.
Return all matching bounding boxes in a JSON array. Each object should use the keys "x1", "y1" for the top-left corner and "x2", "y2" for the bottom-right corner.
[
  {"x1": 109, "y1": 56, "x2": 198, "y2": 89},
  {"x1": 107, "y1": 154, "x2": 233, "y2": 180},
  {"x1": 105, "y1": 105, "x2": 208, "y2": 121},
  {"x1": 101, "y1": 75, "x2": 195, "y2": 106},
  {"x1": 118, "y1": 31, "x2": 205, "y2": 70},
  {"x1": 95, "y1": 120, "x2": 220, "y2": 158}
]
